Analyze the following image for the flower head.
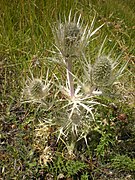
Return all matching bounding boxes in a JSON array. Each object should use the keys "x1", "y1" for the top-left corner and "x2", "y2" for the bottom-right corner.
[
  {"x1": 25, "y1": 78, "x2": 49, "y2": 102},
  {"x1": 64, "y1": 22, "x2": 81, "y2": 57},
  {"x1": 22, "y1": 71, "x2": 51, "y2": 104},
  {"x1": 92, "y1": 56, "x2": 112, "y2": 87},
  {"x1": 30, "y1": 79, "x2": 47, "y2": 99},
  {"x1": 52, "y1": 10, "x2": 104, "y2": 60}
]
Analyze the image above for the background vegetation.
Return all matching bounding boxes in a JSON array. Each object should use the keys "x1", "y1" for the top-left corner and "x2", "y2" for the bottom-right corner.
[{"x1": 0, "y1": 0, "x2": 135, "y2": 179}]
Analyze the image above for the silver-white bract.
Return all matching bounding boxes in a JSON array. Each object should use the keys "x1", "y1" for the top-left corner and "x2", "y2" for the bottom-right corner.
[
  {"x1": 22, "y1": 70, "x2": 51, "y2": 104},
  {"x1": 52, "y1": 10, "x2": 104, "y2": 61}
]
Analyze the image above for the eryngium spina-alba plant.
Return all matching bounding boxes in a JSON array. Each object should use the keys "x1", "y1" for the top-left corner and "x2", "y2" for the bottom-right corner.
[
  {"x1": 22, "y1": 11, "x2": 128, "y2": 156},
  {"x1": 52, "y1": 10, "x2": 104, "y2": 98}
]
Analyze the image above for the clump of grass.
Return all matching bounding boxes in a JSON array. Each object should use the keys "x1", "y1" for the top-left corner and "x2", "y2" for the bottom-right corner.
[{"x1": 111, "y1": 154, "x2": 135, "y2": 172}]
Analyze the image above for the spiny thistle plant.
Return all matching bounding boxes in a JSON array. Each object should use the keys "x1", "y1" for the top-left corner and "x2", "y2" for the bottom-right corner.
[
  {"x1": 82, "y1": 37, "x2": 129, "y2": 95},
  {"x1": 22, "y1": 11, "x2": 128, "y2": 159},
  {"x1": 91, "y1": 54, "x2": 128, "y2": 92},
  {"x1": 22, "y1": 70, "x2": 51, "y2": 106},
  {"x1": 52, "y1": 10, "x2": 104, "y2": 98}
]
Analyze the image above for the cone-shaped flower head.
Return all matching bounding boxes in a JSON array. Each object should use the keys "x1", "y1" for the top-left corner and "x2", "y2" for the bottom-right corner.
[
  {"x1": 30, "y1": 79, "x2": 45, "y2": 99},
  {"x1": 23, "y1": 78, "x2": 50, "y2": 103},
  {"x1": 65, "y1": 23, "x2": 80, "y2": 42},
  {"x1": 52, "y1": 10, "x2": 104, "y2": 61},
  {"x1": 64, "y1": 22, "x2": 81, "y2": 57},
  {"x1": 53, "y1": 22, "x2": 82, "y2": 58},
  {"x1": 92, "y1": 56, "x2": 112, "y2": 87},
  {"x1": 52, "y1": 11, "x2": 90, "y2": 59}
]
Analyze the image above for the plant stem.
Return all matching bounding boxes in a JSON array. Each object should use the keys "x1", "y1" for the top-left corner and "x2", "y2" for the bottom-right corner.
[{"x1": 66, "y1": 59, "x2": 74, "y2": 98}]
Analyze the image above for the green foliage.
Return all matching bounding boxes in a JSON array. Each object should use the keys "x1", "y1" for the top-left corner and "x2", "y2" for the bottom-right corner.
[
  {"x1": 48, "y1": 155, "x2": 88, "y2": 178},
  {"x1": 66, "y1": 160, "x2": 87, "y2": 177},
  {"x1": 96, "y1": 132, "x2": 114, "y2": 157},
  {"x1": 111, "y1": 155, "x2": 135, "y2": 172},
  {"x1": 81, "y1": 172, "x2": 89, "y2": 180}
]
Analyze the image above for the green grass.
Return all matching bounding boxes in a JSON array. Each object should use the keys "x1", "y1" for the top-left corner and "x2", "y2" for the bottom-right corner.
[{"x1": 0, "y1": 0, "x2": 135, "y2": 179}]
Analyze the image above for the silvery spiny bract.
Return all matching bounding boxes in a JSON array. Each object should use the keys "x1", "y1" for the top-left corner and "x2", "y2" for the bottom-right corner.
[
  {"x1": 56, "y1": 85, "x2": 102, "y2": 145},
  {"x1": 23, "y1": 76, "x2": 50, "y2": 104},
  {"x1": 52, "y1": 11, "x2": 84, "y2": 58},
  {"x1": 52, "y1": 10, "x2": 104, "y2": 60}
]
